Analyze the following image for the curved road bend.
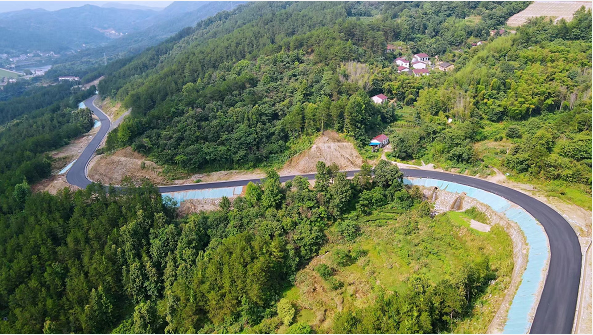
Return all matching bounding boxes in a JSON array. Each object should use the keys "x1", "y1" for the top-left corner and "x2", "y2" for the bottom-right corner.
[
  {"x1": 66, "y1": 95, "x2": 111, "y2": 188},
  {"x1": 70, "y1": 96, "x2": 580, "y2": 334}
]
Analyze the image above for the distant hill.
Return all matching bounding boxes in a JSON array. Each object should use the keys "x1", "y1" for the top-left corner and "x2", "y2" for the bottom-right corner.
[
  {"x1": 0, "y1": 2, "x2": 240, "y2": 55},
  {"x1": 0, "y1": 5, "x2": 156, "y2": 54}
]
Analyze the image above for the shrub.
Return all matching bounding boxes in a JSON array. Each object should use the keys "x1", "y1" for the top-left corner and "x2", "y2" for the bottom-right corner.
[
  {"x1": 506, "y1": 125, "x2": 522, "y2": 139},
  {"x1": 315, "y1": 264, "x2": 333, "y2": 280},
  {"x1": 332, "y1": 249, "x2": 354, "y2": 267},
  {"x1": 336, "y1": 220, "x2": 360, "y2": 242},
  {"x1": 287, "y1": 322, "x2": 313, "y2": 334},
  {"x1": 277, "y1": 298, "x2": 295, "y2": 326}
]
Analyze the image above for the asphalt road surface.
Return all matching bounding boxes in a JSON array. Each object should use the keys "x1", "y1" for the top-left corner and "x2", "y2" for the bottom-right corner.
[
  {"x1": 69, "y1": 95, "x2": 581, "y2": 334},
  {"x1": 66, "y1": 95, "x2": 111, "y2": 188}
]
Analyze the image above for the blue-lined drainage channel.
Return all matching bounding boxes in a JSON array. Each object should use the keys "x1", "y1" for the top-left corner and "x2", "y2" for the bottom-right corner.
[
  {"x1": 162, "y1": 186, "x2": 243, "y2": 206},
  {"x1": 59, "y1": 160, "x2": 76, "y2": 175},
  {"x1": 404, "y1": 178, "x2": 549, "y2": 334}
]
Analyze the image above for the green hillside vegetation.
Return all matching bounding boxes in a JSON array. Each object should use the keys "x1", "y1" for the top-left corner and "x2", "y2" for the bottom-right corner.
[
  {"x1": 274, "y1": 207, "x2": 512, "y2": 333},
  {"x1": 0, "y1": 85, "x2": 96, "y2": 210},
  {"x1": 98, "y1": 2, "x2": 590, "y2": 207},
  {"x1": 0, "y1": 161, "x2": 513, "y2": 333}
]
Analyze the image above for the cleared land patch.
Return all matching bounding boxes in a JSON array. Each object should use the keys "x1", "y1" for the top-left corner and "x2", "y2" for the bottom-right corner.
[{"x1": 507, "y1": 1, "x2": 592, "y2": 27}]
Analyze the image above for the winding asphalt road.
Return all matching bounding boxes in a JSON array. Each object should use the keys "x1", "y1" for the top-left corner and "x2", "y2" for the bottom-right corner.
[
  {"x1": 68, "y1": 95, "x2": 581, "y2": 334},
  {"x1": 66, "y1": 95, "x2": 111, "y2": 188}
]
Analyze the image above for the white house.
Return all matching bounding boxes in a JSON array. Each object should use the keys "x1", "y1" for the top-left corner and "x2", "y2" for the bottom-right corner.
[
  {"x1": 412, "y1": 53, "x2": 430, "y2": 62},
  {"x1": 371, "y1": 94, "x2": 388, "y2": 104},
  {"x1": 394, "y1": 57, "x2": 409, "y2": 68},
  {"x1": 58, "y1": 76, "x2": 80, "y2": 81},
  {"x1": 411, "y1": 61, "x2": 427, "y2": 69}
]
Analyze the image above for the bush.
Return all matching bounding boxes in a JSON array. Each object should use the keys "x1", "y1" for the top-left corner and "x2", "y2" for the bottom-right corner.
[
  {"x1": 277, "y1": 298, "x2": 295, "y2": 326},
  {"x1": 506, "y1": 125, "x2": 522, "y2": 139},
  {"x1": 314, "y1": 264, "x2": 333, "y2": 280},
  {"x1": 332, "y1": 249, "x2": 354, "y2": 267},
  {"x1": 336, "y1": 220, "x2": 360, "y2": 242},
  {"x1": 287, "y1": 322, "x2": 313, "y2": 334},
  {"x1": 327, "y1": 277, "x2": 344, "y2": 290}
]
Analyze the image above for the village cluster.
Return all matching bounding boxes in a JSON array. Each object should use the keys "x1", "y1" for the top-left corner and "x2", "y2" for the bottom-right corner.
[{"x1": 391, "y1": 51, "x2": 455, "y2": 77}]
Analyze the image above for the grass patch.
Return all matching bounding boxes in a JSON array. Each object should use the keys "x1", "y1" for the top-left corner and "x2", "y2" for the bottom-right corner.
[
  {"x1": 508, "y1": 174, "x2": 592, "y2": 211},
  {"x1": 0, "y1": 68, "x2": 20, "y2": 79},
  {"x1": 283, "y1": 206, "x2": 514, "y2": 333}
]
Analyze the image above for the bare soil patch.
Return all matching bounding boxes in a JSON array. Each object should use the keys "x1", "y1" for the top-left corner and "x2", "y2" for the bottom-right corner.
[
  {"x1": 470, "y1": 219, "x2": 491, "y2": 232},
  {"x1": 280, "y1": 130, "x2": 364, "y2": 174},
  {"x1": 507, "y1": 1, "x2": 592, "y2": 27},
  {"x1": 88, "y1": 147, "x2": 168, "y2": 185},
  {"x1": 177, "y1": 198, "x2": 229, "y2": 215},
  {"x1": 32, "y1": 175, "x2": 80, "y2": 194}
]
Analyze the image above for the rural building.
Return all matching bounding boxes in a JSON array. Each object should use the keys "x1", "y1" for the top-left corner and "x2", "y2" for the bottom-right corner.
[
  {"x1": 370, "y1": 134, "x2": 389, "y2": 149},
  {"x1": 386, "y1": 44, "x2": 396, "y2": 52},
  {"x1": 394, "y1": 57, "x2": 409, "y2": 67},
  {"x1": 397, "y1": 65, "x2": 409, "y2": 73},
  {"x1": 371, "y1": 94, "x2": 388, "y2": 104},
  {"x1": 412, "y1": 53, "x2": 430, "y2": 63},
  {"x1": 411, "y1": 61, "x2": 427, "y2": 69},
  {"x1": 413, "y1": 68, "x2": 429, "y2": 77},
  {"x1": 58, "y1": 76, "x2": 80, "y2": 81},
  {"x1": 438, "y1": 62, "x2": 454, "y2": 71}
]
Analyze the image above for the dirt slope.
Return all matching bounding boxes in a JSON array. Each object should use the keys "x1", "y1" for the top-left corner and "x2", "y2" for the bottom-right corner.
[{"x1": 280, "y1": 131, "x2": 364, "y2": 174}]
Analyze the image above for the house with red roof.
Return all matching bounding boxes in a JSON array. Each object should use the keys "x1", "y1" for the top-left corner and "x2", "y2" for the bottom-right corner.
[
  {"x1": 397, "y1": 66, "x2": 409, "y2": 73},
  {"x1": 413, "y1": 53, "x2": 429, "y2": 62},
  {"x1": 394, "y1": 57, "x2": 409, "y2": 67},
  {"x1": 371, "y1": 94, "x2": 388, "y2": 104},
  {"x1": 413, "y1": 68, "x2": 429, "y2": 77},
  {"x1": 370, "y1": 134, "x2": 389, "y2": 148}
]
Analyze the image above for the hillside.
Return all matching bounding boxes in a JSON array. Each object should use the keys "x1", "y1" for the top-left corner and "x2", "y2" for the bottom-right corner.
[
  {"x1": 0, "y1": 1, "x2": 590, "y2": 334},
  {"x1": 0, "y1": 5, "x2": 155, "y2": 54},
  {"x1": 96, "y1": 1, "x2": 590, "y2": 206}
]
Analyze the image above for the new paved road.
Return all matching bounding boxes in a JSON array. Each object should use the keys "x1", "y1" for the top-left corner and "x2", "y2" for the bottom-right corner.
[
  {"x1": 70, "y1": 95, "x2": 581, "y2": 334},
  {"x1": 66, "y1": 95, "x2": 111, "y2": 188}
]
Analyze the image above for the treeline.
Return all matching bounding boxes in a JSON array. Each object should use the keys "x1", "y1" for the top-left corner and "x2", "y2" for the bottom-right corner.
[
  {"x1": 98, "y1": 1, "x2": 525, "y2": 172},
  {"x1": 101, "y1": 1, "x2": 524, "y2": 111},
  {"x1": 0, "y1": 161, "x2": 499, "y2": 333},
  {"x1": 0, "y1": 82, "x2": 79, "y2": 124},
  {"x1": 0, "y1": 87, "x2": 95, "y2": 212}
]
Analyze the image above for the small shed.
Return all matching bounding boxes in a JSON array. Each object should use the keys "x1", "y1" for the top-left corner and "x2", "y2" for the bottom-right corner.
[
  {"x1": 371, "y1": 94, "x2": 388, "y2": 104},
  {"x1": 370, "y1": 134, "x2": 389, "y2": 149}
]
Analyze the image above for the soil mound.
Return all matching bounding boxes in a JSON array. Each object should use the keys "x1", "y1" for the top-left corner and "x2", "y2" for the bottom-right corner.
[{"x1": 280, "y1": 131, "x2": 363, "y2": 174}]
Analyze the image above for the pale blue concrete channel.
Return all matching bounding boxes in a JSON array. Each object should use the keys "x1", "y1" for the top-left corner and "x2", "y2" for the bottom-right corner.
[
  {"x1": 162, "y1": 186, "x2": 243, "y2": 206},
  {"x1": 404, "y1": 178, "x2": 549, "y2": 334},
  {"x1": 59, "y1": 159, "x2": 76, "y2": 175}
]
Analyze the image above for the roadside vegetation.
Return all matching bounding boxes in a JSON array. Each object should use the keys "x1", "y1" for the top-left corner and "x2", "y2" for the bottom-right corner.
[{"x1": 0, "y1": 162, "x2": 513, "y2": 333}]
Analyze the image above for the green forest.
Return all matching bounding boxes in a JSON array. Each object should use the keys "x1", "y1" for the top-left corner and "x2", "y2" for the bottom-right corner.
[
  {"x1": 97, "y1": 1, "x2": 590, "y2": 201},
  {"x1": 0, "y1": 1, "x2": 591, "y2": 334},
  {"x1": 0, "y1": 162, "x2": 510, "y2": 333}
]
